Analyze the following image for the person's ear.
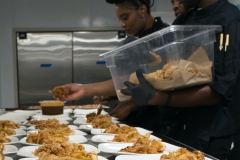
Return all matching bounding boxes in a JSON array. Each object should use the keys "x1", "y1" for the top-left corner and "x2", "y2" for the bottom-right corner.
[{"x1": 139, "y1": 4, "x2": 148, "y2": 18}]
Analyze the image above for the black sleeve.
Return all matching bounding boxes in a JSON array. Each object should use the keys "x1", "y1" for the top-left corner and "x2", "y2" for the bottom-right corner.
[
  {"x1": 160, "y1": 22, "x2": 170, "y2": 29},
  {"x1": 209, "y1": 20, "x2": 240, "y2": 100},
  {"x1": 172, "y1": 10, "x2": 192, "y2": 25},
  {"x1": 172, "y1": 15, "x2": 182, "y2": 25},
  {"x1": 172, "y1": 9, "x2": 197, "y2": 25}
]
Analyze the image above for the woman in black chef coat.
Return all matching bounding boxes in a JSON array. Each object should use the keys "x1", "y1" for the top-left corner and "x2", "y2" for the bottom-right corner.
[
  {"x1": 109, "y1": 0, "x2": 186, "y2": 120},
  {"x1": 93, "y1": 0, "x2": 170, "y2": 120},
  {"x1": 120, "y1": 0, "x2": 240, "y2": 159},
  {"x1": 111, "y1": 0, "x2": 187, "y2": 129},
  {"x1": 60, "y1": 0, "x2": 169, "y2": 105},
  {"x1": 58, "y1": 0, "x2": 169, "y2": 118}
]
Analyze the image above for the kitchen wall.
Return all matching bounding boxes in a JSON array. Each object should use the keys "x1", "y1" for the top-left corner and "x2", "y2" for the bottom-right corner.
[
  {"x1": 231, "y1": 0, "x2": 240, "y2": 5},
  {"x1": 0, "y1": 0, "x2": 175, "y2": 108},
  {"x1": 0, "y1": 0, "x2": 239, "y2": 108}
]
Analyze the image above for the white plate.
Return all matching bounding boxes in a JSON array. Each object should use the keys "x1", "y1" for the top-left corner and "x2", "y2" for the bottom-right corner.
[
  {"x1": 17, "y1": 144, "x2": 100, "y2": 158},
  {"x1": 10, "y1": 129, "x2": 26, "y2": 137},
  {"x1": 116, "y1": 154, "x2": 163, "y2": 160},
  {"x1": 91, "y1": 134, "x2": 160, "y2": 143},
  {"x1": 13, "y1": 110, "x2": 40, "y2": 114},
  {"x1": 81, "y1": 144, "x2": 100, "y2": 153},
  {"x1": 23, "y1": 120, "x2": 69, "y2": 126},
  {"x1": 25, "y1": 120, "x2": 69, "y2": 128},
  {"x1": 19, "y1": 135, "x2": 88, "y2": 145},
  {"x1": 5, "y1": 157, "x2": 13, "y2": 160},
  {"x1": 23, "y1": 120, "x2": 70, "y2": 127},
  {"x1": 27, "y1": 124, "x2": 76, "y2": 130},
  {"x1": 27, "y1": 129, "x2": 87, "y2": 136},
  {"x1": 20, "y1": 126, "x2": 27, "y2": 130},
  {"x1": 67, "y1": 125, "x2": 79, "y2": 130},
  {"x1": 79, "y1": 124, "x2": 93, "y2": 132},
  {"x1": 3, "y1": 145, "x2": 18, "y2": 155},
  {"x1": 73, "y1": 115, "x2": 118, "y2": 119},
  {"x1": 32, "y1": 114, "x2": 70, "y2": 118},
  {"x1": 75, "y1": 117, "x2": 118, "y2": 121},
  {"x1": 2, "y1": 112, "x2": 34, "y2": 118},
  {"x1": 73, "y1": 114, "x2": 87, "y2": 118},
  {"x1": 91, "y1": 127, "x2": 152, "y2": 135},
  {"x1": 4, "y1": 136, "x2": 19, "y2": 145},
  {"x1": 74, "y1": 109, "x2": 108, "y2": 115},
  {"x1": 0, "y1": 115, "x2": 29, "y2": 120},
  {"x1": 79, "y1": 124, "x2": 128, "y2": 132},
  {"x1": 111, "y1": 116, "x2": 119, "y2": 120},
  {"x1": 31, "y1": 116, "x2": 72, "y2": 121},
  {"x1": 0, "y1": 118, "x2": 23, "y2": 124},
  {"x1": 78, "y1": 105, "x2": 110, "y2": 109},
  {"x1": 1, "y1": 112, "x2": 34, "y2": 117},
  {"x1": 18, "y1": 155, "x2": 107, "y2": 160},
  {"x1": 73, "y1": 119, "x2": 120, "y2": 125},
  {"x1": 98, "y1": 142, "x2": 180, "y2": 156},
  {"x1": 115, "y1": 154, "x2": 213, "y2": 160}
]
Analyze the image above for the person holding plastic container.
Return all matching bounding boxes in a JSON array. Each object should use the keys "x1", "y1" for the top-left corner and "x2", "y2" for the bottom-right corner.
[
  {"x1": 110, "y1": 0, "x2": 187, "y2": 140},
  {"x1": 118, "y1": 0, "x2": 240, "y2": 159},
  {"x1": 110, "y1": 0, "x2": 186, "y2": 126},
  {"x1": 96, "y1": 0, "x2": 186, "y2": 119}
]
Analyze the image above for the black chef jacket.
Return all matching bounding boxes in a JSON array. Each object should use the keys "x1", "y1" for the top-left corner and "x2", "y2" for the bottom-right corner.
[
  {"x1": 124, "y1": 17, "x2": 169, "y2": 42},
  {"x1": 229, "y1": 70, "x2": 240, "y2": 131},
  {"x1": 137, "y1": 17, "x2": 169, "y2": 38},
  {"x1": 162, "y1": 0, "x2": 240, "y2": 141}
]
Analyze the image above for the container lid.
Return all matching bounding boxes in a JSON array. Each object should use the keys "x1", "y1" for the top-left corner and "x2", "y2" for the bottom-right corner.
[
  {"x1": 100, "y1": 25, "x2": 222, "y2": 59},
  {"x1": 39, "y1": 100, "x2": 65, "y2": 107}
]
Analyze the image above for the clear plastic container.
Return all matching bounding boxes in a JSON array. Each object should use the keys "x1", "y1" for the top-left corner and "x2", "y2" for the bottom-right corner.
[{"x1": 100, "y1": 25, "x2": 222, "y2": 101}]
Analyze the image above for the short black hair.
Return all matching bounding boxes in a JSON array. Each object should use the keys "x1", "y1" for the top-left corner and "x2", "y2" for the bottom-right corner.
[{"x1": 106, "y1": 0, "x2": 154, "y2": 14}]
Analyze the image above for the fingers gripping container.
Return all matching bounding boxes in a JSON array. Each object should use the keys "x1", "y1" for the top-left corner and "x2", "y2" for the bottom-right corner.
[{"x1": 100, "y1": 25, "x2": 222, "y2": 101}]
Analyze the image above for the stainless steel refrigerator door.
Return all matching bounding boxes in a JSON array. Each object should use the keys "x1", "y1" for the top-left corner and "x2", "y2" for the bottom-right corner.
[
  {"x1": 17, "y1": 32, "x2": 73, "y2": 108},
  {"x1": 73, "y1": 31, "x2": 125, "y2": 105}
]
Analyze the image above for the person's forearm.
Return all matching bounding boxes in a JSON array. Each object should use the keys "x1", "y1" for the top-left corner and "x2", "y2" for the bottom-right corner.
[
  {"x1": 149, "y1": 85, "x2": 222, "y2": 108},
  {"x1": 84, "y1": 79, "x2": 117, "y2": 97}
]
